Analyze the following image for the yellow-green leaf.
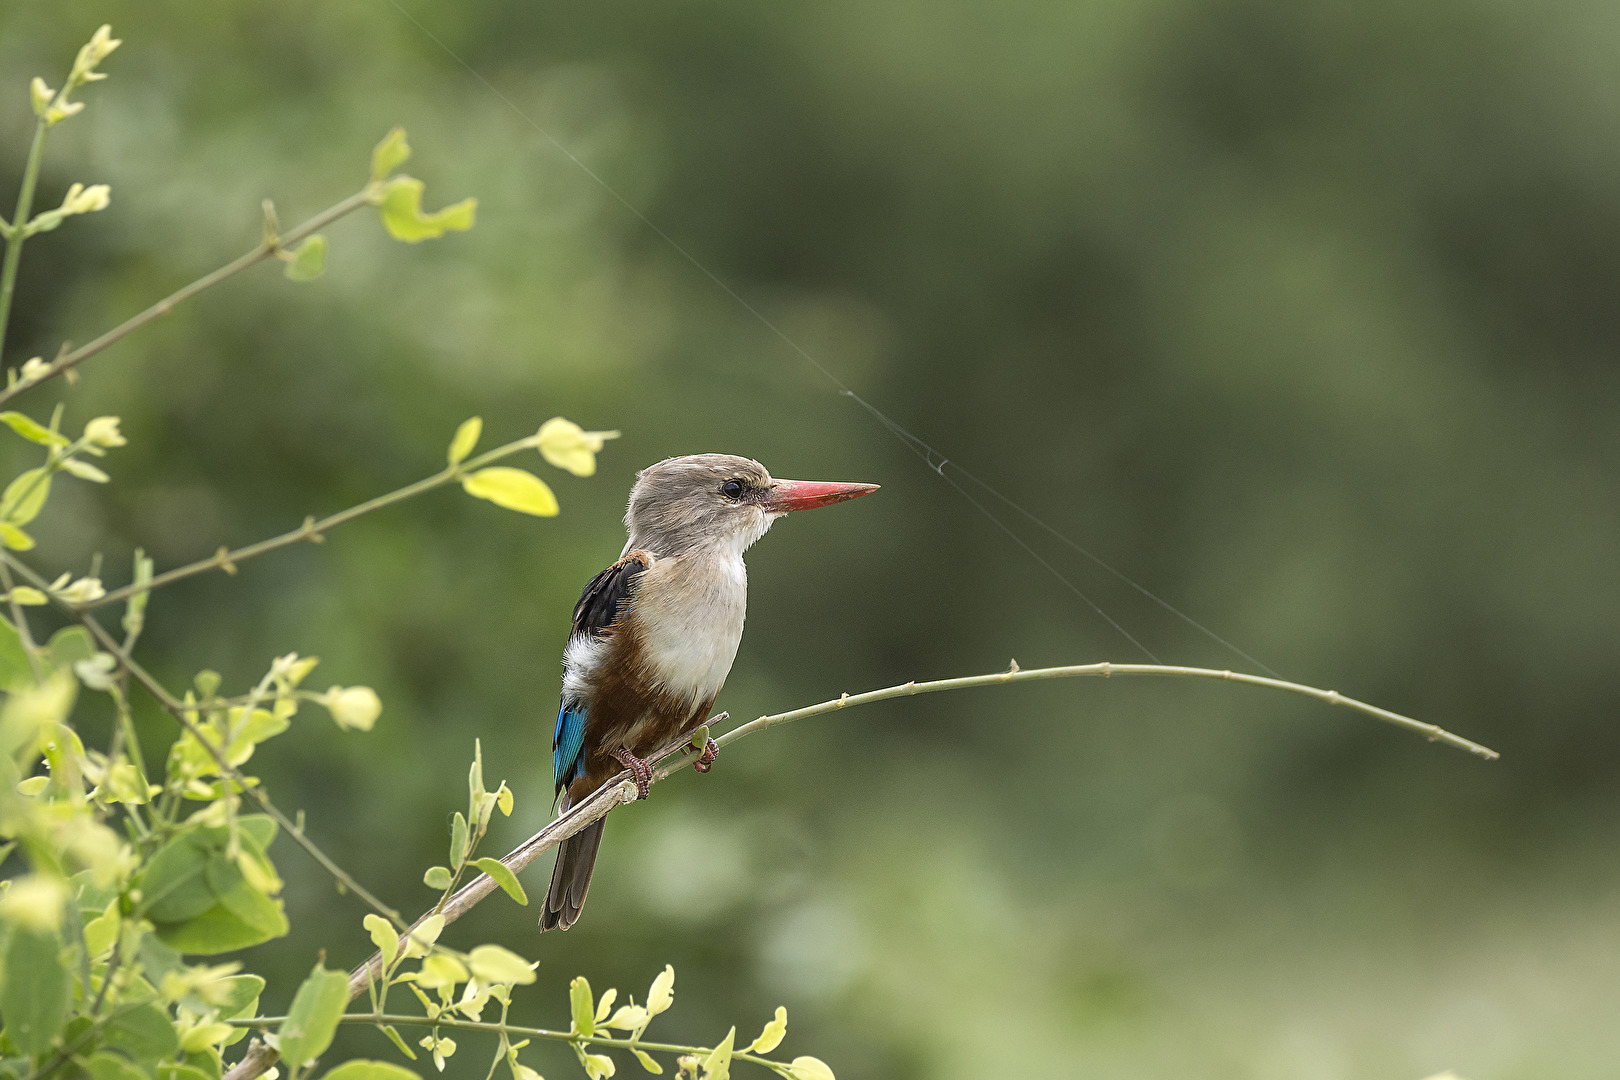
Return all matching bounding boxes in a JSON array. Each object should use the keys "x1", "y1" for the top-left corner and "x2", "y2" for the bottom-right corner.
[
  {"x1": 748, "y1": 1007, "x2": 787, "y2": 1054},
  {"x1": 423, "y1": 865, "x2": 452, "y2": 890},
  {"x1": 700, "y1": 1028, "x2": 734, "y2": 1080},
  {"x1": 371, "y1": 127, "x2": 412, "y2": 182},
  {"x1": 646, "y1": 966, "x2": 674, "y2": 1016},
  {"x1": 0, "y1": 412, "x2": 65, "y2": 447},
  {"x1": 285, "y1": 235, "x2": 327, "y2": 281},
  {"x1": 473, "y1": 857, "x2": 528, "y2": 906},
  {"x1": 324, "y1": 1059, "x2": 421, "y2": 1080},
  {"x1": 448, "y1": 417, "x2": 481, "y2": 466},
  {"x1": 461, "y1": 467, "x2": 558, "y2": 517},
  {"x1": 376, "y1": 176, "x2": 476, "y2": 243},
  {"x1": 6, "y1": 587, "x2": 46, "y2": 605},
  {"x1": 582, "y1": 1055, "x2": 614, "y2": 1080},
  {"x1": 365, "y1": 913, "x2": 399, "y2": 971},
  {"x1": 414, "y1": 952, "x2": 468, "y2": 990},
  {"x1": 786, "y1": 1058, "x2": 834, "y2": 1080},
  {"x1": 536, "y1": 418, "x2": 619, "y2": 477},
  {"x1": 61, "y1": 458, "x2": 109, "y2": 483},
  {"x1": 401, "y1": 913, "x2": 445, "y2": 958},
  {"x1": 467, "y1": 944, "x2": 536, "y2": 986},
  {"x1": 631, "y1": 1050, "x2": 661, "y2": 1075},
  {"x1": 604, "y1": 1005, "x2": 649, "y2": 1032},
  {"x1": 0, "y1": 523, "x2": 34, "y2": 550},
  {"x1": 1, "y1": 468, "x2": 51, "y2": 526},
  {"x1": 569, "y1": 977, "x2": 594, "y2": 1037}
]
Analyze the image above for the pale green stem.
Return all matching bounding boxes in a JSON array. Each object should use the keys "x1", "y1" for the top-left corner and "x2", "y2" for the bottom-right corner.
[
  {"x1": 85, "y1": 434, "x2": 541, "y2": 610},
  {"x1": 0, "y1": 186, "x2": 378, "y2": 407},
  {"x1": 0, "y1": 117, "x2": 49, "y2": 363}
]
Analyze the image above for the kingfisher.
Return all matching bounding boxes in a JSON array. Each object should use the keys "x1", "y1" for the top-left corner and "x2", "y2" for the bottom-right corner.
[{"x1": 542, "y1": 454, "x2": 878, "y2": 930}]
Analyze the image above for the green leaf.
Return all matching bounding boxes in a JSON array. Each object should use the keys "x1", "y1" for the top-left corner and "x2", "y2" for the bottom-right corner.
[
  {"x1": 44, "y1": 627, "x2": 96, "y2": 680},
  {"x1": 238, "y1": 814, "x2": 278, "y2": 852},
  {"x1": 0, "y1": 616, "x2": 34, "y2": 692},
  {"x1": 0, "y1": 467, "x2": 51, "y2": 527},
  {"x1": 0, "y1": 926, "x2": 70, "y2": 1054},
  {"x1": 157, "y1": 1065, "x2": 215, "y2": 1080},
  {"x1": 379, "y1": 1025, "x2": 418, "y2": 1060},
  {"x1": 0, "y1": 411, "x2": 65, "y2": 447},
  {"x1": 700, "y1": 1028, "x2": 734, "y2": 1080},
  {"x1": 472, "y1": 857, "x2": 528, "y2": 906},
  {"x1": 103, "y1": 1002, "x2": 182, "y2": 1062},
  {"x1": 322, "y1": 1060, "x2": 421, "y2": 1080},
  {"x1": 582, "y1": 1055, "x2": 614, "y2": 1080},
  {"x1": 7, "y1": 586, "x2": 46, "y2": 605},
  {"x1": 155, "y1": 899, "x2": 287, "y2": 954},
  {"x1": 569, "y1": 976, "x2": 595, "y2": 1037},
  {"x1": 449, "y1": 811, "x2": 468, "y2": 869},
  {"x1": 422, "y1": 865, "x2": 452, "y2": 890},
  {"x1": 139, "y1": 834, "x2": 217, "y2": 923},
  {"x1": 210, "y1": 973, "x2": 265, "y2": 1047},
  {"x1": 461, "y1": 467, "x2": 558, "y2": 517},
  {"x1": 371, "y1": 127, "x2": 411, "y2": 182},
  {"x1": 87, "y1": 1052, "x2": 152, "y2": 1080},
  {"x1": 631, "y1": 1050, "x2": 662, "y2": 1075},
  {"x1": 279, "y1": 964, "x2": 351, "y2": 1068},
  {"x1": 447, "y1": 417, "x2": 481, "y2": 466},
  {"x1": 285, "y1": 235, "x2": 327, "y2": 281},
  {"x1": 376, "y1": 176, "x2": 476, "y2": 243},
  {"x1": 0, "y1": 522, "x2": 34, "y2": 550},
  {"x1": 467, "y1": 944, "x2": 536, "y2": 986}
]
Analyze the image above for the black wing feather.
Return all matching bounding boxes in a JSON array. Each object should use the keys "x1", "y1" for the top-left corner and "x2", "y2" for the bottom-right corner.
[{"x1": 571, "y1": 550, "x2": 651, "y2": 640}]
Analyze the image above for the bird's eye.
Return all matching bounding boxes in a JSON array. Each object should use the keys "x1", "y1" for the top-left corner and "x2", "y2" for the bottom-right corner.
[{"x1": 720, "y1": 479, "x2": 746, "y2": 500}]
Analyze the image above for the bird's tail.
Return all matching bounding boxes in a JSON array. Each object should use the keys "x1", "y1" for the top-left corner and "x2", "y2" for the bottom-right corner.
[{"x1": 541, "y1": 796, "x2": 604, "y2": 932}]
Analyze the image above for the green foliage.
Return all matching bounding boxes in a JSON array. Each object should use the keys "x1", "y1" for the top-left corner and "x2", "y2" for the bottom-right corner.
[{"x1": 0, "y1": 25, "x2": 834, "y2": 1080}]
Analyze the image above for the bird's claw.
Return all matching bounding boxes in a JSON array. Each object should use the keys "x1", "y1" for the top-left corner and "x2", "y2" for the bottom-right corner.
[
  {"x1": 692, "y1": 737, "x2": 719, "y2": 773},
  {"x1": 611, "y1": 748, "x2": 653, "y2": 800}
]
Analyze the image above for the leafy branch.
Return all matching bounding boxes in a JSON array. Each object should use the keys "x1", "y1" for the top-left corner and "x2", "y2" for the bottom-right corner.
[
  {"x1": 82, "y1": 417, "x2": 616, "y2": 613},
  {"x1": 0, "y1": 120, "x2": 474, "y2": 405}
]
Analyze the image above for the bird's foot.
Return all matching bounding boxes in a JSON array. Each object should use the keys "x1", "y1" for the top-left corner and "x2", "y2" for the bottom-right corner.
[
  {"x1": 693, "y1": 737, "x2": 720, "y2": 773},
  {"x1": 611, "y1": 747, "x2": 653, "y2": 800},
  {"x1": 687, "y1": 714, "x2": 725, "y2": 773}
]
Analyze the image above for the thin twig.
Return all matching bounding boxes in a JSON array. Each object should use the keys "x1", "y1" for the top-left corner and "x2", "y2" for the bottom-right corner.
[
  {"x1": 0, "y1": 187, "x2": 376, "y2": 407},
  {"x1": 86, "y1": 434, "x2": 541, "y2": 610},
  {"x1": 215, "y1": 659, "x2": 1496, "y2": 1080}
]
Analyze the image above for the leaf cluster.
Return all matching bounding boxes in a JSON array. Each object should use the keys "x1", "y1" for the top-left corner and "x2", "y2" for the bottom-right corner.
[{"x1": 0, "y1": 25, "x2": 834, "y2": 1080}]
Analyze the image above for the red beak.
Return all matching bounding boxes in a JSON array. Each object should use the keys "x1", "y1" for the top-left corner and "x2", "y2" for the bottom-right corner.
[{"x1": 764, "y1": 478, "x2": 880, "y2": 513}]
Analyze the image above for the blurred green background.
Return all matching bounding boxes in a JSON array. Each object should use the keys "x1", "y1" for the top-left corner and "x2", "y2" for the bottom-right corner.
[{"x1": 4, "y1": 0, "x2": 1619, "y2": 1076}]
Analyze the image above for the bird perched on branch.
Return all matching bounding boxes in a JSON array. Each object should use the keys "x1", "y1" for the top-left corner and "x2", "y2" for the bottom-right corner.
[{"x1": 542, "y1": 454, "x2": 878, "y2": 931}]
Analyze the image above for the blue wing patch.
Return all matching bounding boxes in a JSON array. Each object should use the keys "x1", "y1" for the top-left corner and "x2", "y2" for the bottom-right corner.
[{"x1": 553, "y1": 703, "x2": 588, "y2": 794}]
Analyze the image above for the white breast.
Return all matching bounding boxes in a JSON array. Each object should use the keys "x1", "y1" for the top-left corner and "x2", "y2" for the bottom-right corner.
[{"x1": 635, "y1": 548, "x2": 748, "y2": 707}]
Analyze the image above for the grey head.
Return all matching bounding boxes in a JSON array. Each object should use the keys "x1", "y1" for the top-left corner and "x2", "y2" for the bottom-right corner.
[{"x1": 622, "y1": 454, "x2": 879, "y2": 557}]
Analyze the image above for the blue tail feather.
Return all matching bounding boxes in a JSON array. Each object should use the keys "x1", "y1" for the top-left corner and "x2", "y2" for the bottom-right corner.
[{"x1": 554, "y1": 703, "x2": 588, "y2": 794}]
